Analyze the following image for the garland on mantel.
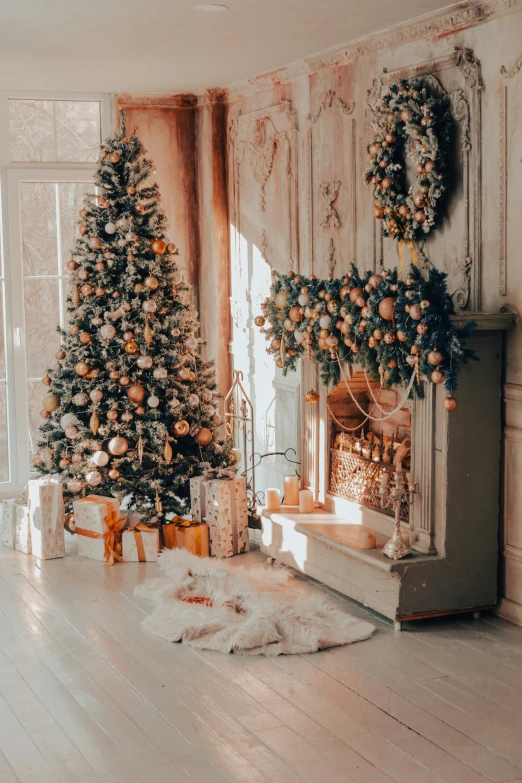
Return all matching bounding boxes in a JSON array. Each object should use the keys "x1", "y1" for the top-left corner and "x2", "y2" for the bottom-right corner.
[{"x1": 255, "y1": 265, "x2": 477, "y2": 410}]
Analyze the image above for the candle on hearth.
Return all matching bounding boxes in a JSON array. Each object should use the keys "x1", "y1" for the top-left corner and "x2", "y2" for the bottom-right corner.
[
  {"x1": 299, "y1": 489, "x2": 314, "y2": 514},
  {"x1": 265, "y1": 488, "x2": 281, "y2": 511},
  {"x1": 284, "y1": 475, "x2": 299, "y2": 506}
]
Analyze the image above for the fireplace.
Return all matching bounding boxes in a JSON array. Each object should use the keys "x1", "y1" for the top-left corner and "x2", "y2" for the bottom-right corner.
[{"x1": 328, "y1": 372, "x2": 411, "y2": 522}]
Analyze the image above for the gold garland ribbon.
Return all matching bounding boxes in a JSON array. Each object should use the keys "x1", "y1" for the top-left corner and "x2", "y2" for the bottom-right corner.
[{"x1": 396, "y1": 239, "x2": 419, "y2": 279}]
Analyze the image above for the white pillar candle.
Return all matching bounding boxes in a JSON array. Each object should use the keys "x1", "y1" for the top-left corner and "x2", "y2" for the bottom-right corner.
[
  {"x1": 265, "y1": 488, "x2": 281, "y2": 511},
  {"x1": 299, "y1": 489, "x2": 314, "y2": 514},
  {"x1": 284, "y1": 475, "x2": 299, "y2": 506}
]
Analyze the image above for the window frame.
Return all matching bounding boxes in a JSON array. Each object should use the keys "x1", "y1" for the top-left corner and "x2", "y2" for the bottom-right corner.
[{"x1": 0, "y1": 91, "x2": 112, "y2": 496}]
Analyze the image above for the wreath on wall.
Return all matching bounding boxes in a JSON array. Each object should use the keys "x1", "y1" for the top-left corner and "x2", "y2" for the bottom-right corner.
[
  {"x1": 365, "y1": 78, "x2": 452, "y2": 243},
  {"x1": 255, "y1": 264, "x2": 476, "y2": 411}
]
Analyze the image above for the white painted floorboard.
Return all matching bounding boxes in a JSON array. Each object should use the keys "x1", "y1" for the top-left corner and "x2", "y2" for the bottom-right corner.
[{"x1": 1, "y1": 544, "x2": 522, "y2": 783}]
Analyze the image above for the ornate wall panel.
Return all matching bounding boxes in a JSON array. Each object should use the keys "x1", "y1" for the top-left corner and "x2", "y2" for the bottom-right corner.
[
  {"x1": 306, "y1": 90, "x2": 356, "y2": 277},
  {"x1": 500, "y1": 53, "x2": 522, "y2": 296}
]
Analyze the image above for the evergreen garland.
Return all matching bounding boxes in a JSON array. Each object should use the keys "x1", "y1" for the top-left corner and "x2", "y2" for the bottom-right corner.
[{"x1": 257, "y1": 265, "x2": 477, "y2": 405}]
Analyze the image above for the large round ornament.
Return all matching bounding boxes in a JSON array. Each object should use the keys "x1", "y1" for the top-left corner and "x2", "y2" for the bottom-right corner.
[
  {"x1": 428, "y1": 350, "x2": 443, "y2": 366},
  {"x1": 408, "y1": 304, "x2": 422, "y2": 321},
  {"x1": 72, "y1": 393, "x2": 89, "y2": 406},
  {"x1": 289, "y1": 306, "x2": 302, "y2": 323},
  {"x1": 431, "y1": 369, "x2": 445, "y2": 385},
  {"x1": 137, "y1": 355, "x2": 153, "y2": 369},
  {"x1": 90, "y1": 389, "x2": 103, "y2": 403},
  {"x1": 177, "y1": 367, "x2": 191, "y2": 381},
  {"x1": 378, "y1": 297, "x2": 396, "y2": 321},
  {"x1": 75, "y1": 361, "x2": 90, "y2": 377},
  {"x1": 274, "y1": 290, "x2": 289, "y2": 310},
  {"x1": 173, "y1": 419, "x2": 190, "y2": 437},
  {"x1": 443, "y1": 396, "x2": 457, "y2": 411},
  {"x1": 86, "y1": 470, "x2": 102, "y2": 486},
  {"x1": 195, "y1": 427, "x2": 213, "y2": 446},
  {"x1": 67, "y1": 478, "x2": 82, "y2": 493},
  {"x1": 147, "y1": 395, "x2": 160, "y2": 408},
  {"x1": 89, "y1": 237, "x2": 101, "y2": 250},
  {"x1": 124, "y1": 340, "x2": 139, "y2": 355},
  {"x1": 349, "y1": 287, "x2": 362, "y2": 303},
  {"x1": 127, "y1": 384, "x2": 146, "y2": 403},
  {"x1": 42, "y1": 393, "x2": 60, "y2": 412},
  {"x1": 108, "y1": 436, "x2": 129, "y2": 456},
  {"x1": 92, "y1": 450, "x2": 109, "y2": 467},
  {"x1": 150, "y1": 239, "x2": 167, "y2": 255},
  {"x1": 144, "y1": 276, "x2": 159, "y2": 290}
]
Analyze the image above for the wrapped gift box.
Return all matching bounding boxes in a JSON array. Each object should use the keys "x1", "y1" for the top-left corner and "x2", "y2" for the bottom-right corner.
[
  {"x1": 205, "y1": 476, "x2": 249, "y2": 558},
  {"x1": 122, "y1": 525, "x2": 160, "y2": 562},
  {"x1": 1, "y1": 500, "x2": 32, "y2": 554},
  {"x1": 73, "y1": 495, "x2": 122, "y2": 563},
  {"x1": 1, "y1": 500, "x2": 15, "y2": 548},
  {"x1": 28, "y1": 477, "x2": 65, "y2": 560},
  {"x1": 162, "y1": 521, "x2": 209, "y2": 557},
  {"x1": 190, "y1": 476, "x2": 209, "y2": 522}
]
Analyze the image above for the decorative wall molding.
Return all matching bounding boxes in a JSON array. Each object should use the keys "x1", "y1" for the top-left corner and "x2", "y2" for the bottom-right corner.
[
  {"x1": 499, "y1": 52, "x2": 522, "y2": 296},
  {"x1": 307, "y1": 91, "x2": 355, "y2": 273},
  {"x1": 226, "y1": 0, "x2": 521, "y2": 99},
  {"x1": 117, "y1": 93, "x2": 198, "y2": 108}
]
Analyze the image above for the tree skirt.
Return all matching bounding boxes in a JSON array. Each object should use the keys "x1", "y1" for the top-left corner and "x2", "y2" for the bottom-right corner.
[{"x1": 135, "y1": 549, "x2": 375, "y2": 656}]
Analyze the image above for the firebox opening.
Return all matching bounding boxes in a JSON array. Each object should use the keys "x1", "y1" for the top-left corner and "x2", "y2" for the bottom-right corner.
[{"x1": 328, "y1": 370, "x2": 412, "y2": 521}]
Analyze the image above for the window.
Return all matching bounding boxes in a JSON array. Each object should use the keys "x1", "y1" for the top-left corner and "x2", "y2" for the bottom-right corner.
[{"x1": 0, "y1": 93, "x2": 110, "y2": 493}]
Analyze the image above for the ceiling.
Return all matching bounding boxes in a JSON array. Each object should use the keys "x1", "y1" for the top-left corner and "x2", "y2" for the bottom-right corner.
[{"x1": 0, "y1": 0, "x2": 453, "y2": 94}]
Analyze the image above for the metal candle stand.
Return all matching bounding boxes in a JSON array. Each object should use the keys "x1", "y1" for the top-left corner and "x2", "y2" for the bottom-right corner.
[{"x1": 380, "y1": 462, "x2": 416, "y2": 560}]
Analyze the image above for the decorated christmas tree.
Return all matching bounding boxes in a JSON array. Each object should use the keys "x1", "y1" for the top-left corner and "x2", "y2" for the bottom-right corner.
[{"x1": 36, "y1": 113, "x2": 231, "y2": 520}]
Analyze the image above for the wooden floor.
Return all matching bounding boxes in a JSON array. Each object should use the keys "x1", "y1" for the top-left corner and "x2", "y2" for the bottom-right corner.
[{"x1": 1, "y1": 546, "x2": 522, "y2": 783}]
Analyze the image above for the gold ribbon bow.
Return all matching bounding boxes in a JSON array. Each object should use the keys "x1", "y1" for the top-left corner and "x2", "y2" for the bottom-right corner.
[
  {"x1": 76, "y1": 502, "x2": 126, "y2": 567},
  {"x1": 396, "y1": 239, "x2": 419, "y2": 279}
]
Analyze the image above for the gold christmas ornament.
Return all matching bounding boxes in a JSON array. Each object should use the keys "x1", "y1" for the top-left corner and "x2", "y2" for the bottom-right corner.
[
  {"x1": 42, "y1": 374, "x2": 52, "y2": 386},
  {"x1": 124, "y1": 339, "x2": 139, "y2": 355},
  {"x1": 109, "y1": 152, "x2": 120, "y2": 164},
  {"x1": 304, "y1": 389, "x2": 320, "y2": 404},
  {"x1": 143, "y1": 321, "x2": 153, "y2": 346},
  {"x1": 90, "y1": 411, "x2": 100, "y2": 436},
  {"x1": 71, "y1": 285, "x2": 80, "y2": 308},
  {"x1": 108, "y1": 468, "x2": 120, "y2": 480},
  {"x1": 137, "y1": 435, "x2": 144, "y2": 464},
  {"x1": 127, "y1": 384, "x2": 146, "y2": 403},
  {"x1": 254, "y1": 315, "x2": 265, "y2": 327},
  {"x1": 173, "y1": 419, "x2": 190, "y2": 437},
  {"x1": 75, "y1": 361, "x2": 90, "y2": 377},
  {"x1": 150, "y1": 239, "x2": 167, "y2": 255},
  {"x1": 108, "y1": 436, "x2": 129, "y2": 456},
  {"x1": 144, "y1": 275, "x2": 159, "y2": 290},
  {"x1": 428, "y1": 350, "x2": 443, "y2": 366},
  {"x1": 442, "y1": 396, "x2": 457, "y2": 412},
  {"x1": 163, "y1": 435, "x2": 173, "y2": 464},
  {"x1": 195, "y1": 427, "x2": 213, "y2": 446}
]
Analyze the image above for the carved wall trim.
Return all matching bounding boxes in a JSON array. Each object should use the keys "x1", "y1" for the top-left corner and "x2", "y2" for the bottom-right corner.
[
  {"x1": 499, "y1": 53, "x2": 522, "y2": 296},
  {"x1": 371, "y1": 48, "x2": 482, "y2": 310},
  {"x1": 117, "y1": 93, "x2": 198, "y2": 108},
  {"x1": 307, "y1": 90, "x2": 355, "y2": 273},
  {"x1": 226, "y1": 0, "x2": 521, "y2": 99},
  {"x1": 229, "y1": 100, "x2": 299, "y2": 269}
]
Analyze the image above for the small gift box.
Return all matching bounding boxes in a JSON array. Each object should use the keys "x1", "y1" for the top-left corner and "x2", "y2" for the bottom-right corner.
[
  {"x1": 162, "y1": 518, "x2": 209, "y2": 557},
  {"x1": 205, "y1": 473, "x2": 249, "y2": 558},
  {"x1": 14, "y1": 502, "x2": 31, "y2": 554},
  {"x1": 28, "y1": 477, "x2": 65, "y2": 560},
  {"x1": 73, "y1": 495, "x2": 124, "y2": 566},
  {"x1": 1, "y1": 500, "x2": 15, "y2": 548},
  {"x1": 122, "y1": 524, "x2": 160, "y2": 562}
]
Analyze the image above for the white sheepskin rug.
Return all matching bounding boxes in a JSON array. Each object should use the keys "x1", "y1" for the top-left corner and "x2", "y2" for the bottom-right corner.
[{"x1": 135, "y1": 549, "x2": 375, "y2": 656}]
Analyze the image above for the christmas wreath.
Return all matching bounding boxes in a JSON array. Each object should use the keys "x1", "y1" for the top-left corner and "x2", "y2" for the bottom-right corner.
[
  {"x1": 365, "y1": 78, "x2": 452, "y2": 242},
  {"x1": 255, "y1": 265, "x2": 476, "y2": 410}
]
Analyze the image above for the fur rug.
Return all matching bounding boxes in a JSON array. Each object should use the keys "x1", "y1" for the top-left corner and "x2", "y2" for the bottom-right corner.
[{"x1": 135, "y1": 549, "x2": 375, "y2": 656}]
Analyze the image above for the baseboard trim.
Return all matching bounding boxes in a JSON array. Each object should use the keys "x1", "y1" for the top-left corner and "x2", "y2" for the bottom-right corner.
[{"x1": 495, "y1": 597, "x2": 522, "y2": 627}]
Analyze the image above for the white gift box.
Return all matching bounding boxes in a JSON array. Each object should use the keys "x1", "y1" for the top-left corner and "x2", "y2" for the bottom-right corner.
[
  {"x1": 28, "y1": 477, "x2": 65, "y2": 560},
  {"x1": 14, "y1": 502, "x2": 31, "y2": 554},
  {"x1": 205, "y1": 475, "x2": 249, "y2": 558},
  {"x1": 73, "y1": 495, "x2": 121, "y2": 561},
  {"x1": 190, "y1": 476, "x2": 208, "y2": 522},
  {"x1": 122, "y1": 526, "x2": 160, "y2": 562},
  {"x1": 1, "y1": 500, "x2": 15, "y2": 548}
]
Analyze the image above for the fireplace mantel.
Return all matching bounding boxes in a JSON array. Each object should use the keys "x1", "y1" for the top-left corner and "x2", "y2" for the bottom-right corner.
[{"x1": 260, "y1": 313, "x2": 514, "y2": 626}]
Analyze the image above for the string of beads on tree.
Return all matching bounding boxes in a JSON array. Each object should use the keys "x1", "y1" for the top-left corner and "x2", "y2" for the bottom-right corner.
[
  {"x1": 36, "y1": 112, "x2": 232, "y2": 520},
  {"x1": 255, "y1": 265, "x2": 477, "y2": 410},
  {"x1": 365, "y1": 78, "x2": 452, "y2": 240}
]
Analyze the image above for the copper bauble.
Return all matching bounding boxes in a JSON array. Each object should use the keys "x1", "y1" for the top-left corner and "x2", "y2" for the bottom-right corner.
[
  {"x1": 108, "y1": 436, "x2": 129, "y2": 456},
  {"x1": 271, "y1": 338, "x2": 281, "y2": 350},
  {"x1": 378, "y1": 297, "x2": 395, "y2": 321},
  {"x1": 274, "y1": 290, "x2": 288, "y2": 310},
  {"x1": 428, "y1": 350, "x2": 443, "y2": 366},
  {"x1": 79, "y1": 331, "x2": 91, "y2": 344},
  {"x1": 411, "y1": 345, "x2": 420, "y2": 355},
  {"x1": 108, "y1": 469, "x2": 120, "y2": 480},
  {"x1": 39, "y1": 409, "x2": 50, "y2": 419},
  {"x1": 150, "y1": 239, "x2": 167, "y2": 255},
  {"x1": 109, "y1": 152, "x2": 120, "y2": 164},
  {"x1": 122, "y1": 331, "x2": 134, "y2": 342},
  {"x1": 95, "y1": 286, "x2": 105, "y2": 296},
  {"x1": 408, "y1": 304, "x2": 421, "y2": 320},
  {"x1": 167, "y1": 243, "x2": 177, "y2": 254},
  {"x1": 195, "y1": 427, "x2": 213, "y2": 446},
  {"x1": 420, "y1": 300, "x2": 430, "y2": 310},
  {"x1": 126, "y1": 185, "x2": 136, "y2": 195},
  {"x1": 90, "y1": 388, "x2": 103, "y2": 402},
  {"x1": 42, "y1": 374, "x2": 52, "y2": 386},
  {"x1": 121, "y1": 411, "x2": 133, "y2": 422},
  {"x1": 368, "y1": 274, "x2": 384, "y2": 289},
  {"x1": 144, "y1": 276, "x2": 159, "y2": 290},
  {"x1": 254, "y1": 315, "x2": 265, "y2": 327},
  {"x1": 119, "y1": 376, "x2": 130, "y2": 386},
  {"x1": 124, "y1": 340, "x2": 139, "y2": 355},
  {"x1": 388, "y1": 360, "x2": 397, "y2": 368},
  {"x1": 400, "y1": 109, "x2": 412, "y2": 122},
  {"x1": 59, "y1": 458, "x2": 70, "y2": 469},
  {"x1": 431, "y1": 369, "x2": 445, "y2": 385},
  {"x1": 56, "y1": 349, "x2": 66, "y2": 360},
  {"x1": 173, "y1": 419, "x2": 190, "y2": 437},
  {"x1": 382, "y1": 177, "x2": 393, "y2": 190},
  {"x1": 349, "y1": 287, "x2": 362, "y2": 303},
  {"x1": 81, "y1": 283, "x2": 93, "y2": 296},
  {"x1": 442, "y1": 396, "x2": 457, "y2": 412},
  {"x1": 106, "y1": 409, "x2": 119, "y2": 421},
  {"x1": 288, "y1": 305, "x2": 302, "y2": 323},
  {"x1": 355, "y1": 296, "x2": 366, "y2": 308},
  {"x1": 89, "y1": 237, "x2": 101, "y2": 250},
  {"x1": 414, "y1": 210, "x2": 426, "y2": 223},
  {"x1": 416, "y1": 323, "x2": 428, "y2": 335},
  {"x1": 109, "y1": 370, "x2": 119, "y2": 380},
  {"x1": 87, "y1": 369, "x2": 99, "y2": 380},
  {"x1": 135, "y1": 405, "x2": 145, "y2": 415},
  {"x1": 127, "y1": 384, "x2": 146, "y2": 403},
  {"x1": 397, "y1": 330, "x2": 408, "y2": 342},
  {"x1": 67, "y1": 259, "x2": 78, "y2": 271},
  {"x1": 383, "y1": 332, "x2": 396, "y2": 344},
  {"x1": 69, "y1": 325, "x2": 80, "y2": 336},
  {"x1": 79, "y1": 224, "x2": 87, "y2": 236},
  {"x1": 75, "y1": 361, "x2": 90, "y2": 377},
  {"x1": 177, "y1": 367, "x2": 191, "y2": 381},
  {"x1": 71, "y1": 453, "x2": 82, "y2": 464}
]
